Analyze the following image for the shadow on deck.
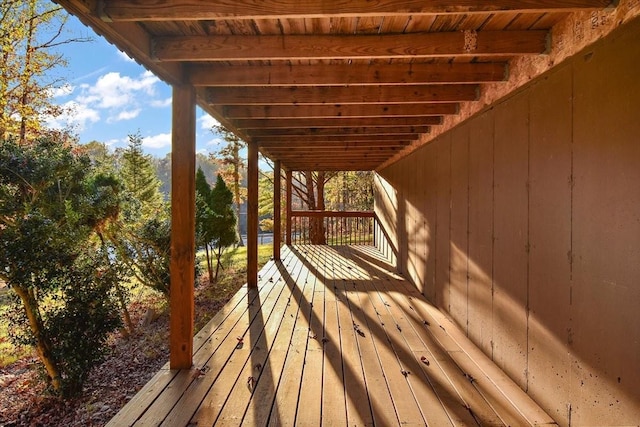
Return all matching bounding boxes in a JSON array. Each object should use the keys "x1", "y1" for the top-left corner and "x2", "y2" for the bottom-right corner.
[{"x1": 107, "y1": 245, "x2": 556, "y2": 426}]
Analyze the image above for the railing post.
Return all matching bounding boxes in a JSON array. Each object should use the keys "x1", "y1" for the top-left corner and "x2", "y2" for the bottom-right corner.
[
  {"x1": 273, "y1": 160, "x2": 281, "y2": 260},
  {"x1": 247, "y1": 140, "x2": 258, "y2": 288},
  {"x1": 170, "y1": 84, "x2": 196, "y2": 370},
  {"x1": 286, "y1": 169, "x2": 292, "y2": 245}
]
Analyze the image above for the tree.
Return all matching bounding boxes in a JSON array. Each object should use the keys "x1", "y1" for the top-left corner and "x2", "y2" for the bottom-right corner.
[
  {"x1": 152, "y1": 152, "x2": 219, "y2": 200},
  {"x1": 0, "y1": 136, "x2": 123, "y2": 397},
  {"x1": 195, "y1": 167, "x2": 215, "y2": 283},
  {"x1": 209, "y1": 174, "x2": 238, "y2": 281},
  {"x1": 106, "y1": 132, "x2": 171, "y2": 296},
  {"x1": 212, "y1": 124, "x2": 246, "y2": 246},
  {"x1": 0, "y1": 1, "x2": 88, "y2": 142},
  {"x1": 288, "y1": 171, "x2": 337, "y2": 244},
  {"x1": 119, "y1": 132, "x2": 165, "y2": 218},
  {"x1": 258, "y1": 170, "x2": 276, "y2": 233},
  {"x1": 325, "y1": 171, "x2": 374, "y2": 211}
]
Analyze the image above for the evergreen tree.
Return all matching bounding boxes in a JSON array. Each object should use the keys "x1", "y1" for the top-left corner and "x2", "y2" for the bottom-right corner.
[
  {"x1": 195, "y1": 167, "x2": 215, "y2": 283},
  {"x1": 108, "y1": 132, "x2": 171, "y2": 296},
  {"x1": 210, "y1": 174, "x2": 238, "y2": 281},
  {"x1": 212, "y1": 124, "x2": 246, "y2": 246},
  {"x1": 119, "y1": 131, "x2": 164, "y2": 220}
]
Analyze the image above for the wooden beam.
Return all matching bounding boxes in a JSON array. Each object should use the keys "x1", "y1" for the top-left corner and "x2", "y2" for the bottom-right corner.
[
  {"x1": 262, "y1": 148, "x2": 398, "y2": 160},
  {"x1": 279, "y1": 161, "x2": 383, "y2": 171},
  {"x1": 169, "y1": 84, "x2": 196, "y2": 370},
  {"x1": 154, "y1": 31, "x2": 548, "y2": 61},
  {"x1": 256, "y1": 135, "x2": 418, "y2": 143},
  {"x1": 264, "y1": 149, "x2": 403, "y2": 158},
  {"x1": 209, "y1": 85, "x2": 478, "y2": 105},
  {"x1": 247, "y1": 140, "x2": 258, "y2": 288},
  {"x1": 259, "y1": 140, "x2": 412, "y2": 148},
  {"x1": 285, "y1": 170, "x2": 292, "y2": 245},
  {"x1": 190, "y1": 62, "x2": 507, "y2": 86},
  {"x1": 272, "y1": 154, "x2": 395, "y2": 161},
  {"x1": 54, "y1": 1, "x2": 185, "y2": 85},
  {"x1": 235, "y1": 116, "x2": 442, "y2": 129},
  {"x1": 223, "y1": 104, "x2": 459, "y2": 119},
  {"x1": 102, "y1": 0, "x2": 613, "y2": 21},
  {"x1": 273, "y1": 160, "x2": 281, "y2": 261},
  {"x1": 249, "y1": 126, "x2": 430, "y2": 137}
]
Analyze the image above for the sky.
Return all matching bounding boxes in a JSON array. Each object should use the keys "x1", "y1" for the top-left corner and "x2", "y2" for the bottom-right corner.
[{"x1": 46, "y1": 13, "x2": 223, "y2": 157}]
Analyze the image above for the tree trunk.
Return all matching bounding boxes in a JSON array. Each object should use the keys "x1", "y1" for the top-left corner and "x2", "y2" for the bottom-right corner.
[
  {"x1": 305, "y1": 171, "x2": 326, "y2": 245},
  {"x1": 214, "y1": 246, "x2": 223, "y2": 281},
  {"x1": 13, "y1": 285, "x2": 62, "y2": 392},
  {"x1": 115, "y1": 283, "x2": 134, "y2": 337},
  {"x1": 205, "y1": 243, "x2": 214, "y2": 284},
  {"x1": 19, "y1": 1, "x2": 36, "y2": 144}
]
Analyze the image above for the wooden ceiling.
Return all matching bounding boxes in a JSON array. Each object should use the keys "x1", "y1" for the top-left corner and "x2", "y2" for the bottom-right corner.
[{"x1": 56, "y1": 0, "x2": 614, "y2": 171}]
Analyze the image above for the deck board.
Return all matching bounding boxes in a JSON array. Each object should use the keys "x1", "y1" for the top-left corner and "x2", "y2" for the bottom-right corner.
[{"x1": 108, "y1": 245, "x2": 557, "y2": 427}]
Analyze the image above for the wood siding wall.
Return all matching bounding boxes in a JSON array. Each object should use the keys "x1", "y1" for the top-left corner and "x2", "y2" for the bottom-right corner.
[{"x1": 375, "y1": 17, "x2": 640, "y2": 426}]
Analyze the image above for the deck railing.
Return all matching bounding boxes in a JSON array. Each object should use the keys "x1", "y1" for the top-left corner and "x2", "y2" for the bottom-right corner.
[{"x1": 289, "y1": 210, "x2": 375, "y2": 245}]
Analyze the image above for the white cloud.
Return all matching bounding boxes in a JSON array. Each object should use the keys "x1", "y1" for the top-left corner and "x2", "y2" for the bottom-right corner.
[
  {"x1": 61, "y1": 70, "x2": 170, "y2": 127},
  {"x1": 142, "y1": 132, "x2": 172, "y2": 149},
  {"x1": 113, "y1": 109, "x2": 141, "y2": 121},
  {"x1": 45, "y1": 100, "x2": 100, "y2": 131},
  {"x1": 117, "y1": 50, "x2": 135, "y2": 63},
  {"x1": 198, "y1": 114, "x2": 220, "y2": 130},
  {"x1": 77, "y1": 71, "x2": 159, "y2": 109},
  {"x1": 206, "y1": 137, "x2": 223, "y2": 146},
  {"x1": 151, "y1": 97, "x2": 172, "y2": 108}
]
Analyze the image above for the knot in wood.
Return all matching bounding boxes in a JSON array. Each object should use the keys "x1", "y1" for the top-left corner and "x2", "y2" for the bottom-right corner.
[{"x1": 463, "y1": 30, "x2": 478, "y2": 53}]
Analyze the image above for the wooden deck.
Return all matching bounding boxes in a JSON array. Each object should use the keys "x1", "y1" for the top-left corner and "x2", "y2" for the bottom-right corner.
[{"x1": 107, "y1": 245, "x2": 556, "y2": 427}]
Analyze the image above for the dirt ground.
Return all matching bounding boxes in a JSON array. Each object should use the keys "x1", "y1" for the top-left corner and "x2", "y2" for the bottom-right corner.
[{"x1": 0, "y1": 275, "x2": 237, "y2": 427}]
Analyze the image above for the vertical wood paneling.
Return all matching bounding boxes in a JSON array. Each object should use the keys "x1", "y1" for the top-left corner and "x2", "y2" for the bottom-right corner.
[
  {"x1": 405, "y1": 154, "x2": 418, "y2": 284},
  {"x1": 528, "y1": 66, "x2": 573, "y2": 424},
  {"x1": 467, "y1": 109, "x2": 495, "y2": 358},
  {"x1": 375, "y1": 18, "x2": 640, "y2": 426},
  {"x1": 373, "y1": 173, "x2": 398, "y2": 266},
  {"x1": 423, "y1": 143, "x2": 438, "y2": 303},
  {"x1": 435, "y1": 134, "x2": 451, "y2": 311},
  {"x1": 571, "y1": 19, "x2": 640, "y2": 424},
  {"x1": 414, "y1": 149, "x2": 428, "y2": 296},
  {"x1": 170, "y1": 84, "x2": 196, "y2": 369},
  {"x1": 449, "y1": 124, "x2": 470, "y2": 332},
  {"x1": 492, "y1": 93, "x2": 529, "y2": 389}
]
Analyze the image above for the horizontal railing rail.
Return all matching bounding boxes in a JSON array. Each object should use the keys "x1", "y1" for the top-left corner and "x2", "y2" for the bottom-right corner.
[{"x1": 289, "y1": 210, "x2": 375, "y2": 245}]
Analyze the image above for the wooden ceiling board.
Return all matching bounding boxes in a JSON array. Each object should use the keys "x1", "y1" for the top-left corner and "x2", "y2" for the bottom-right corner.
[{"x1": 59, "y1": 0, "x2": 616, "y2": 171}]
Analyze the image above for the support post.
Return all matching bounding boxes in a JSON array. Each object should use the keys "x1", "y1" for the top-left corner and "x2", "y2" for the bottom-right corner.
[
  {"x1": 273, "y1": 160, "x2": 281, "y2": 261},
  {"x1": 247, "y1": 140, "x2": 258, "y2": 287},
  {"x1": 170, "y1": 84, "x2": 196, "y2": 370},
  {"x1": 286, "y1": 169, "x2": 292, "y2": 245}
]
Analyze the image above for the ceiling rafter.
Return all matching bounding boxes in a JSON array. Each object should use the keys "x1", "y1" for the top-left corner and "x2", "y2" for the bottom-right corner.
[
  {"x1": 222, "y1": 104, "x2": 459, "y2": 119},
  {"x1": 189, "y1": 63, "x2": 508, "y2": 86},
  {"x1": 208, "y1": 85, "x2": 479, "y2": 105},
  {"x1": 249, "y1": 126, "x2": 431, "y2": 137},
  {"x1": 54, "y1": 0, "x2": 619, "y2": 172},
  {"x1": 255, "y1": 135, "x2": 418, "y2": 143},
  {"x1": 234, "y1": 117, "x2": 442, "y2": 130},
  {"x1": 153, "y1": 31, "x2": 548, "y2": 61},
  {"x1": 258, "y1": 141, "x2": 412, "y2": 148},
  {"x1": 98, "y1": 0, "x2": 613, "y2": 21}
]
